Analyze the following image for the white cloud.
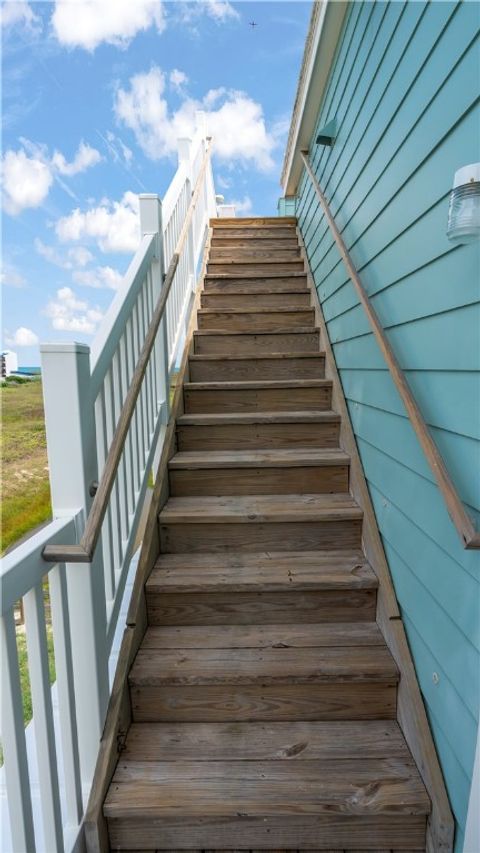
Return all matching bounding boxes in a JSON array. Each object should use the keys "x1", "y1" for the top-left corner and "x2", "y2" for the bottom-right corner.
[
  {"x1": 44, "y1": 286, "x2": 103, "y2": 334},
  {"x1": 68, "y1": 246, "x2": 94, "y2": 266},
  {"x1": 230, "y1": 195, "x2": 252, "y2": 214},
  {"x1": 2, "y1": 140, "x2": 102, "y2": 216},
  {"x1": 51, "y1": 0, "x2": 166, "y2": 51},
  {"x1": 169, "y1": 68, "x2": 188, "y2": 93},
  {"x1": 6, "y1": 326, "x2": 39, "y2": 346},
  {"x1": 72, "y1": 265, "x2": 122, "y2": 289},
  {"x1": 55, "y1": 191, "x2": 140, "y2": 253},
  {"x1": 0, "y1": 263, "x2": 27, "y2": 289},
  {"x1": 35, "y1": 239, "x2": 94, "y2": 269},
  {"x1": 176, "y1": 1, "x2": 239, "y2": 27},
  {"x1": 51, "y1": 141, "x2": 102, "y2": 176},
  {"x1": 114, "y1": 66, "x2": 275, "y2": 172},
  {"x1": 202, "y1": 1, "x2": 239, "y2": 22},
  {"x1": 1, "y1": 149, "x2": 53, "y2": 215},
  {"x1": 1, "y1": 1, "x2": 42, "y2": 33}
]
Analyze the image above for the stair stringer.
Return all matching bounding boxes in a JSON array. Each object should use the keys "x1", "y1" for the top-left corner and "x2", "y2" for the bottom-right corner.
[
  {"x1": 83, "y1": 229, "x2": 213, "y2": 853},
  {"x1": 297, "y1": 226, "x2": 454, "y2": 853}
]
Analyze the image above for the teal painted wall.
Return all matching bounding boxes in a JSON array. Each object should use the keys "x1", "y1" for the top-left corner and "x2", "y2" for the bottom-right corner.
[{"x1": 294, "y1": 2, "x2": 480, "y2": 848}]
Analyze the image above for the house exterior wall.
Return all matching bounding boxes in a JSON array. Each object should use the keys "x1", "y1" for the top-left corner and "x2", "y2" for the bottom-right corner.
[{"x1": 293, "y1": 2, "x2": 480, "y2": 849}]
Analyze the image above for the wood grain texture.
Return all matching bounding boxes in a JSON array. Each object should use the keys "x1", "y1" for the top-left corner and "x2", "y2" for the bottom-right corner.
[
  {"x1": 188, "y1": 353, "x2": 325, "y2": 382},
  {"x1": 176, "y1": 414, "x2": 340, "y2": 450},
  {"x1": 121, "y1": 719, "x2": 408, "y2": 761},
  {"x1": 147, "y1": 550, "x2": 375, "y2": 593},
  {"x1": 141, "y1": 623, "x2": 383, "y2": 649},
  {"x1": 204, "y1": 273, "x2": 309, "y2": 291},
  {"x1": 208, "y1": 261, "x2": 305, "y2": 275},
  {"x1": 146, "y1": 590, "x2": 377, "y2": 626},
  {"x1": 197, "y1": 308, "x2": 315, "y2": 332},
  {"x1": 193, "y1": 329, "x2": 320, "y2": 355},
  {"x1": 183, "y1": 380, "x2": 332, "y2": 413},
  {"x1": 130, "y1": 681, "x2": 397, "y2": 723},
  {"x1": 201, "y1": 291, "x2": 311, "y2": 310},
  {"x1": 168, "y1": 448, "x2": 349, "y2": 496},
  {"x1": 211, "y1": 217, "x2": 297, "y2": 227},
  {"x1": 108, "y1": 814, "x2": 427, "y2": 850}
]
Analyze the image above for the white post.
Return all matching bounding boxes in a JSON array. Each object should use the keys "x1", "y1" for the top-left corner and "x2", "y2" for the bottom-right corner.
[
  {"x1": 40, "y1": 343, "x2": 109, "y2": 787},
  {"x1": 138, "y1": 195, "x2": 169, "y2": 421},
  {"x1": 178, "y1": 136, "x2": 196, "y2": 289}
]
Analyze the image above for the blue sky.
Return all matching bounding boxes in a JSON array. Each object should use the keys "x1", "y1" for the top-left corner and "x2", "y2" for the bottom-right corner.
[{"x1": 1, "y1": 0, "x2": 311, "y2": 366}]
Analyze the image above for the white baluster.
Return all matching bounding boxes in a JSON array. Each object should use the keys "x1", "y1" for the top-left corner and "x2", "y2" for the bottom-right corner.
[
  {"x1": 1, "y1": 609, "x2": 36, "y2": 853},
  {"x1": 139, "y1": 194, "x2": 169, "y2": 421},
  {"x1": 23, "y1": 584, "x2": 63, "y2": 853},
  {"x1": 40, "y1": 343, "x2": 109, "y2": 786}
]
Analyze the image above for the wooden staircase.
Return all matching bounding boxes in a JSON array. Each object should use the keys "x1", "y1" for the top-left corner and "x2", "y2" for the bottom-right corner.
[{"x1": 102, "y1": 217, "x2": 431, "y2": 851}]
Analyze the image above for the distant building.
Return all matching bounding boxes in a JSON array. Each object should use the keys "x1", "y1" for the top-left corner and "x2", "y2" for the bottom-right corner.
[{"x1": 1, "y1": 350, "x2": 18, "y2": 377}]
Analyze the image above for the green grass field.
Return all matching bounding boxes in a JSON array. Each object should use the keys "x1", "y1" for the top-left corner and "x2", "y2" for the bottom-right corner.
[{"x1": 1, "y1": 379, "x2": 52, "y2": 554}]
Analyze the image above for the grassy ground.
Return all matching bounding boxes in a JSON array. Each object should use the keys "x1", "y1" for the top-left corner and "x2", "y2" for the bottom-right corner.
[{"x1": 1, "y1": 379, "x2": 52, "y2": 554}]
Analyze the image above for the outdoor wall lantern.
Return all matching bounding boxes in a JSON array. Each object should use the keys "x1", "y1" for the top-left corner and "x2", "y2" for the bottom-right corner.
[{"x1": 447, "y1": 163, "x2": 480, "y2": 244}]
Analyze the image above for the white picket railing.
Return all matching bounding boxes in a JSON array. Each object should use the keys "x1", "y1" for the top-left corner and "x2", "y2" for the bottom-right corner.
[{"x1": 0, "y1": 114, "x2": 217, "y2": 853}]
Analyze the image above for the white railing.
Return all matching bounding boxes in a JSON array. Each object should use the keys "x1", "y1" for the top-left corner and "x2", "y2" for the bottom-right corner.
[{"x1": 0, "y1": 113, "x2": 217, "y2": 853}]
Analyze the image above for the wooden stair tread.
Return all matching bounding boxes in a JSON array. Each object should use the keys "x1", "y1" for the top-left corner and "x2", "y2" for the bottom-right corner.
[
  {"x1": 183, "y1": 379, "x2": 331, "y2": 391},
  {"x1": 189, "y1": 351, "x2": 323, "y2": 361},
  {"x1": 147, "y1": 551, "x2": 377, "y2": 594},
  {"x1": 194, "y1": 326, "x2": 318, "y2": 336},
  {"x1": 211, "y1": 217, "x2": 297, "y2": 226},
  {"x1": 121, "y1": 719, "x2": 409, "y2": 761},
  {"x1": 169, "y1": 448, "x2": 350, "y2": 470},
  {"x1": 198, "y1": 307, "x2": 314, "y2": 316},
  {"x1": 159, "y1": 493, "x2": 363, "y2": 524},
  {"x1": 141, "y1": 623, "x2": 383, "y2": 649},
  {"x1": 129, "y1": 642, "x2": 399, "y2": 686},
  {"x1": 105, "y1": 755, "x2": 429, "y2": 818},
  {"x1": 177, "y1": 410, "x2": 341, "y2": 425},
  {"x1": 204, "y1": 270, "x2": 307, "y2": 280}
]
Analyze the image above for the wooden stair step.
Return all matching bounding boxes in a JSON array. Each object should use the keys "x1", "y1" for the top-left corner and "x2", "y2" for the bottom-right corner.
[
  {"x1": 183, "y1": 379, "x2": 332, "y2": 413},
  {"x1": 141, "y1": 623, "x2": 383, "y2": 648},
  {"x1": 201, "y1": 290, "x2": 311, "y2": 310},
  {"x1": 188, "y1": 352, "x2": 324, "y2": 381},
  {"x1": 208, "y1": 261, "x2": 306, "y2": 275},
  {"x1": 121, "y1": 719, "x2": 409, "y2": 761},
  {"x1": 204, "y1": 273, "x2": 308, "y2": 291},
  {"x1": 211, "y1": 216, "x2": 297, "y2": 227},
  {"x1": 158, "y1": 493, "x2": 363, "y2": 553},
  {"x1": 209, "y1": 249, "x2": 301, "y2": 262},
  {"x1": 211, "y1": 236, "x2": 299, "y2": 247},
  {"x1": 105, "y1": 755, "x2": 427, "y2": 815},
  {"x1": 147, "y1": 551, "x2": 376, "y2": 594},
  {"x1": 176, "y1": 410, "x2": 341, "y2": 450},
  {"x1": 128, "y1": 628, "x2": 399, "y2": 723},
  {"x1": 197, "y1": 307, "x2": 315, "y2": 332},
  {"x1": 193, "y1": 328, "x2": 320, "y2": 355},
  {"x1": 146, "y1": 552, "x2": 377, "y2": 625},
  {"x1": 168, "y1": 448, "x2": 350, "y2": 496},
  {"x1": 130, "y1": 643, "x2": 399, "y2": 687}
]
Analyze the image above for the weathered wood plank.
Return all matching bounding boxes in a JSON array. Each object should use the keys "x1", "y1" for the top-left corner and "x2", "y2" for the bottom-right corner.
[
  {"x1": 107, "y1": 814, "x2": 427, "y2": 850},
  {"x1": 130, "y1": 682, "x2": 397, "y2": 723},
  {"x1": 183, "y1": 379, "x2": 332, "y2": 413},
  {"x1": 122, "y1": 720, "x2": 408, "y2": 762},
  {"x1": 204, "y1": 273, "x2": 308, "y2": 291},
  {"x1": 193, "y1": 328, "x2": 320, "y2": 355},
  {"x1": 141, "y1": 623, "x2": 384, "y2": 649},
  {"x1": 146, "y1": 589, "x2": 377, "y2": 626},
  {"x1": 201, "y1": 291, "x2": 311, "y2": 310},
  {"x1": 188, "y1": 353, "x2": 324, "y2": 381},
  {"x1": 197, "y1": 308, "x2": 315, "y2": 332}
]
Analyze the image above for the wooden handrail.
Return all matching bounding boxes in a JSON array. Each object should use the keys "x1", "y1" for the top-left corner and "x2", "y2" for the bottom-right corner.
[
  {"x1": 43, "y1": 142, "x2": 213, "y2": 563},
  {"x1": 300, "y1": 151, "x2": 480, "y2": 550}
]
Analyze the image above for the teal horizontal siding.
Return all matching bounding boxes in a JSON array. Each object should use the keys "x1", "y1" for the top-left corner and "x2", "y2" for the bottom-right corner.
[{"x1": 295, "y1": 1, "x2": 480, "y2": 845}]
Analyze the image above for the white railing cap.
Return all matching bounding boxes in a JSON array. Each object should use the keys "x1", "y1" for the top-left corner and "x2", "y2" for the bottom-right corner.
[{"x1": 40, "y1": 342, "x2": 90, "y2": 355}]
